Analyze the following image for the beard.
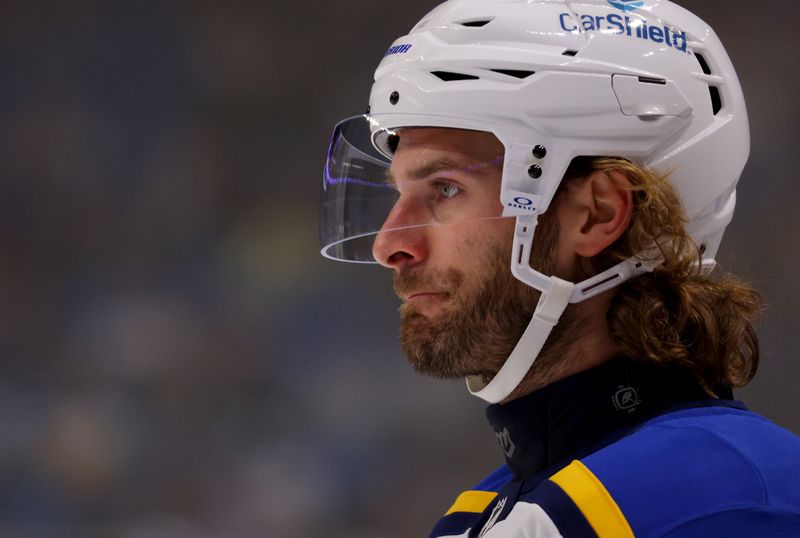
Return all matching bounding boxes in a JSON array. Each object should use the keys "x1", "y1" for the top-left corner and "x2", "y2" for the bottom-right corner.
[{"x1": 394, "y1": 215, "x2": 583, "y2": 388}]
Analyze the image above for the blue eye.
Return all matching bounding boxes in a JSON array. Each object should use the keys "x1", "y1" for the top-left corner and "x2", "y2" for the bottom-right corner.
[{"x1": 439, "y1": 182, "x2": 461, "y2": 199}]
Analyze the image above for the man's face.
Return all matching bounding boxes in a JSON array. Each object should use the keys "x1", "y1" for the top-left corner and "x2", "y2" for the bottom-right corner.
[{"x1": 372, "y1": 128, "x2": 560, "y2": 380}]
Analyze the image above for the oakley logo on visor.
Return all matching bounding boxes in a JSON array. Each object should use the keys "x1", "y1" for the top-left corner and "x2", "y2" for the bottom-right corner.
[
  {"x1": 503, "y1": 191, "x2": 541, "y2": 214},
  {"x1": 508, "y1": 196, "x2": 536, "y2": 211}
]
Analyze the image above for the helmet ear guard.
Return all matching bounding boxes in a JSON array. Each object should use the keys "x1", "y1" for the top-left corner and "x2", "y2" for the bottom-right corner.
[{"x1": 322, "y1": 0, "x2": 749, "y2": 402}]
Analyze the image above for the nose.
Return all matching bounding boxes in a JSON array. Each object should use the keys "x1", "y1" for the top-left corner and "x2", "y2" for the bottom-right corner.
[{"x1": 372, "y1": 197, "x2": 429, "y2": 270}]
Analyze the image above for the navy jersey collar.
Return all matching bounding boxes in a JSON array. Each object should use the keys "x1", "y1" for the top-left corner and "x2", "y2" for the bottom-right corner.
[{"x1": 485, "y1": 358, "x2": 726, "y2": 480}]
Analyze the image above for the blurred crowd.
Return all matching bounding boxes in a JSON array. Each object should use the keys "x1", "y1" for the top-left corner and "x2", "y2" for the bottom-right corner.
[{"x1": 0, "y1": 1, "x2": 797, "y2": 536}]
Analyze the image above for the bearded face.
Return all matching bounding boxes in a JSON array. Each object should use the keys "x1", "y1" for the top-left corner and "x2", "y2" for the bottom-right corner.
[
  {"x1": 371, "y1": 128, "x2": 584, "y2": 393},
  {"x1": 392, "y1": 212, "x2": 576, "y2": 385}
]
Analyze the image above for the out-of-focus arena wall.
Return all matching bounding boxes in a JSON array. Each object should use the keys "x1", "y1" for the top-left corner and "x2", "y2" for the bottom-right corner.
[{"x1": 0, "y1": 1, "x2": 796, "y2": 536}]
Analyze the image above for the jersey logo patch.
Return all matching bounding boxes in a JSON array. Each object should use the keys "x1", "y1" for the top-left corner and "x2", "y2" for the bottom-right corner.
[
  {"x1": 478, "y1": 496, "x2": 507, "y2": 537},
  {"x1": 612, "y1": 385, "x2": 641, "y2": 413},
  {"x1": 494, "y1": 427, "x2": 516, "y2": 457}
]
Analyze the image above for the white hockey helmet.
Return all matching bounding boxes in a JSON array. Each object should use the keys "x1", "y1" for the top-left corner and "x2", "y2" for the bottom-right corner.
[{"x1": 320, "y1": 0, "x2": 748, "y2": 402}]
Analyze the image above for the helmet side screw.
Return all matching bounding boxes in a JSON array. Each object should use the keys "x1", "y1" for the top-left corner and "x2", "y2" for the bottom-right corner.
[
  {"x1": 532, "y1": 145, "x2": 547, "y2": 159},
  {"x1": 390, "y1": 91, "x2": 399, "y2": 105},
  {"x1": 528, "y1": 164, "x2": 543, "y2": 179}
]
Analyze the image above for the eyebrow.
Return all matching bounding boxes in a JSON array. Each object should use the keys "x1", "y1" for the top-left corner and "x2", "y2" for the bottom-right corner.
[{"x1": 386, "y1": 155, "x2": 503, "y2": 185}]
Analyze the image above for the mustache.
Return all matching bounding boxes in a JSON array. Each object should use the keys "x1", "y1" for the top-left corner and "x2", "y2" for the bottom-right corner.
[{"x1": 393, "y1": 267, "x2": 464, "y2": 298}]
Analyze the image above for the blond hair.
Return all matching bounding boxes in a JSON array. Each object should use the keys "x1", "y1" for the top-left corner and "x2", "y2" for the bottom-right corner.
[{"x1": 563, "y1": 157, "x2": 762, "y2": 395}]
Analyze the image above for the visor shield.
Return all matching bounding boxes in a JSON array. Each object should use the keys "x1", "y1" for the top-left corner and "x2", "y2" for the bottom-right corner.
[{"x1": 320, "y1": 115, "x2": 507, "y2": 262}]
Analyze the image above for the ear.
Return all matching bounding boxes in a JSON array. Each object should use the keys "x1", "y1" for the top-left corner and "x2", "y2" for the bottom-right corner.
[{"x1": 558, "y1": 169, "x2": 633, "y2": 258}]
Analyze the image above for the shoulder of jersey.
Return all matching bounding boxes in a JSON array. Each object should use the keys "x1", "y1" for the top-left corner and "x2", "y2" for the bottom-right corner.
[
  {"x1": 431, "y1": 406, "x2": 800, "y2": 537},
  {"x1": 522, "y1": 405, "x2": 800, "y2": 537}
]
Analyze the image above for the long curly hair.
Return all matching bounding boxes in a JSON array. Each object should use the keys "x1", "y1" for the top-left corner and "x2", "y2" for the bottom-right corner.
[{"x1": 562, "y1": 157, "x2": 762, "y2": 395}]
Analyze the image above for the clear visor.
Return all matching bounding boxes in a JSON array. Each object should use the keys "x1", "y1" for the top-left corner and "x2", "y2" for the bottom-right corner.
[{"x1": 320, "y1": 115, "x2": 507, "y2": 263}]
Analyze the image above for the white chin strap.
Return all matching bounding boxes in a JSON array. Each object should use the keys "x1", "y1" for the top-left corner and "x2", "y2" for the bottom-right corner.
[
  {"x1": 466, "y1": 214, "x2": 657, "y2": 404},
  {"x1": 466, "y1": 275, "x2": 574, "y2": 403}
]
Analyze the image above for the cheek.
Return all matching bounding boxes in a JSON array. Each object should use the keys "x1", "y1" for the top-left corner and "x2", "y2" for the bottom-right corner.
[
  {"x1": 422, "y1": 216, "x2": 514, "y2": 280},
  {"x1": 454, "y1": 222, "x2": 514, "y2": 274},
  {"x1": 446, "y1": 220, "x2": 510, "y2": 254}
]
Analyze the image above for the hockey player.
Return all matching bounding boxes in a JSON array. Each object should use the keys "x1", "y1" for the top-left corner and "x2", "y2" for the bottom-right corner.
[{"x1": 319, "y1": 0, "x2": 800, "y2": 535}]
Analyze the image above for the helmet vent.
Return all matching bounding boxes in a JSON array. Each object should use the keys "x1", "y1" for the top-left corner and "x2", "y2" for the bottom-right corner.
[
  {"x1": 490, "y1": 69, "x2": 535, "y2": 79},
  {"x1": 458, "y1": 18, "x2": 493, "y2": 27},
  {"x1": 431, "y1": 71, "x2": 480, "y2": 81},
  {"x1": 709, "y1": 86, "x2": 722, "y2": 115},
  {"x1": 693, "y1": 53, "x2": 722, "y2": 115},
  {"x1": 694, "y1": 53, "x2": 712, "y2": 75},
  {"x1": 562, "y1": 49, "x2": 579, "y2": 57}
]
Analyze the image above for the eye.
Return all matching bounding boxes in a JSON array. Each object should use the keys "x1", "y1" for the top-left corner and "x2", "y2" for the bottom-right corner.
[{"x1": 438, "y1": 182, "x2": 461, "y2": 199}]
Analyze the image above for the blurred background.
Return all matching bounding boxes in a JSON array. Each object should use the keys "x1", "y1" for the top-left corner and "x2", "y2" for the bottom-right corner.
[{"x1": 0, "y1": 1, "x2": 797, "y2": 536}]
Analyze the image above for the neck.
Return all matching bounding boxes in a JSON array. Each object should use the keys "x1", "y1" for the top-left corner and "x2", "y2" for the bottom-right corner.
[
  {"x1": 505, "y1": 289, "x2": 620, "y2": 402},
  {"x1": 486, "y1": 357, "x2": 723, "y2": 480}
]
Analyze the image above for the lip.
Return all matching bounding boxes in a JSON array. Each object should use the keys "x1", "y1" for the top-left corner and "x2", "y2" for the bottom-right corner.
[
  {"x1": 404, "y1": 291, "x2": 450, "y2": 307},
  {"x1": 402, "y1": 291, "x2": 451, "y2": 317},
  {"x1": 405, "y1": 292, "x2": 449, "y2": 301}
]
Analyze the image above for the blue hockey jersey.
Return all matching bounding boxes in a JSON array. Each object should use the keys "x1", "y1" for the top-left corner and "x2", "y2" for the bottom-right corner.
[{"x1": 429, "y1": 359, "x2": 800, "y2": 537}]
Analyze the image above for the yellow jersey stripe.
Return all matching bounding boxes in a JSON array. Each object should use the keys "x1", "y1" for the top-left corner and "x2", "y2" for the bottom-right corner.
[
  {"x1": 549, "y1": 460, "x2": 634, "y2": 538},
  {"x1": 444, "y1": 490, "x2": 498, "y2": 516}
]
